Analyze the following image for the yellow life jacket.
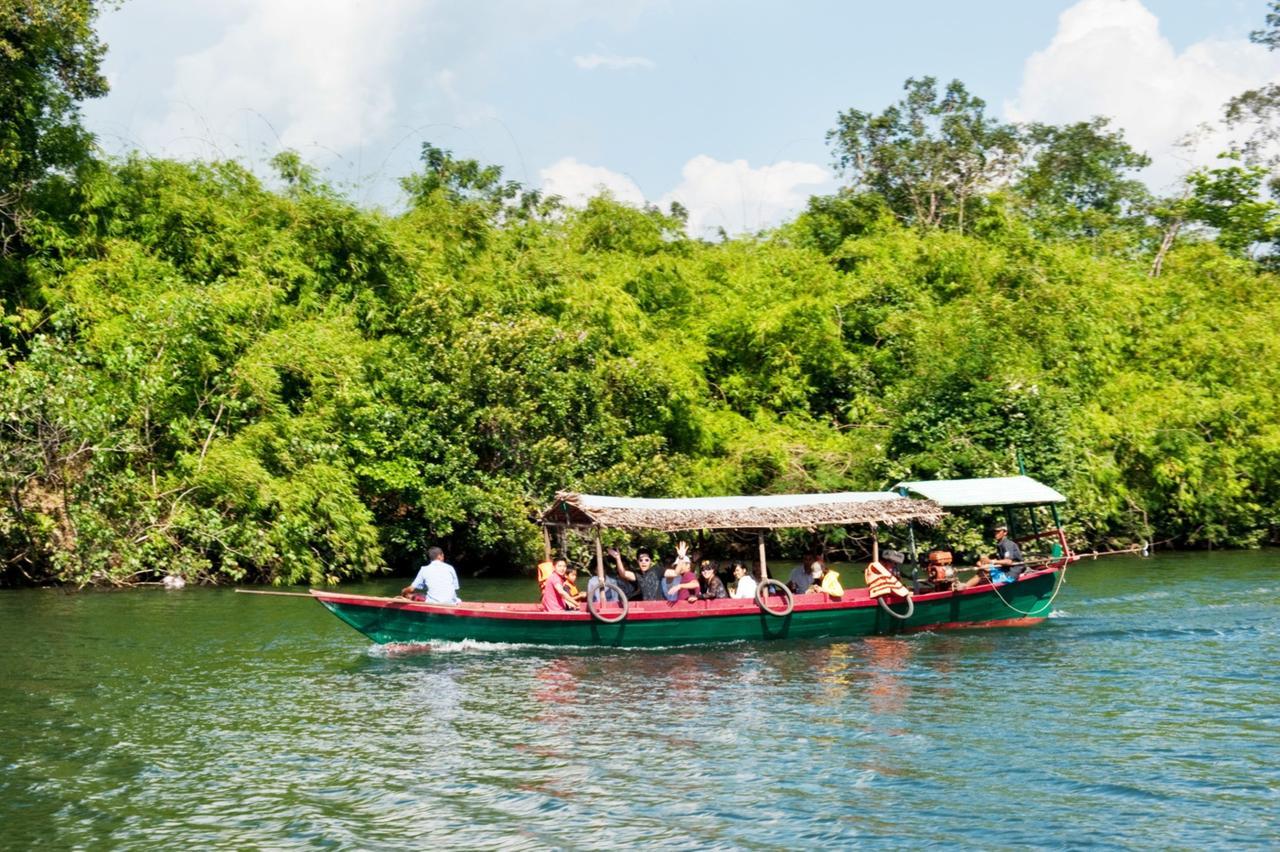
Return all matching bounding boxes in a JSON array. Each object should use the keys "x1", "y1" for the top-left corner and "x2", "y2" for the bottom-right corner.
[{"x1": 820, "y1": 569, "x2": 844, "y2": 598}]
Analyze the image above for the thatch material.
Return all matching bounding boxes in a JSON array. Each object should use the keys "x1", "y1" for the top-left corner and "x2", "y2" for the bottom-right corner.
[{"x1": 541, "y1": 491, "x2": 945, "y2": 532}]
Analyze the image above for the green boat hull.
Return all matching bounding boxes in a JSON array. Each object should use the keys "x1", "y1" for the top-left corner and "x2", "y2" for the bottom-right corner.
[{"x1": 314, "y1": 569, "x2": 1060, "y2": 648}]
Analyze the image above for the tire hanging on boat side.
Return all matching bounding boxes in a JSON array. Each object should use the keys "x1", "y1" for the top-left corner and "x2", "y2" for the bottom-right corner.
[
  {"x1": 755, "y1": 579, "x2": 794, "y2": 617},
  {"x1": 587, "y1": 585, "x2": 629, "y2": 623},
  {"x1": 878, "y1": 595, "x2": 914, "y2": 619}
]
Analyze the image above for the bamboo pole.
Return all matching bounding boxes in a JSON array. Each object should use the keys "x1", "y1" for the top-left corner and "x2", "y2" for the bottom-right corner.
[
  {"x1": 757, "y1": 531, "x2": 768, "y2": 579},
  {"x1": 871, "y1": 524, "x2": 879, "y2": 563},
  {"x1": 594, "y1": 527, "x2": 605, "y2": 583},
  {"x1": 542, "y1": 525, "x2": 553, "y2": 562}
]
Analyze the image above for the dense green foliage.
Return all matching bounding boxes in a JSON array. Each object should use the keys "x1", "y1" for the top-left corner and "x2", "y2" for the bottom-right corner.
[
  {"x1": 3, "y1": 6, "x2": 1280, "y2": 585},
  {"x1": 1, "y1": 0, "x2": 109, "y2": 252}
]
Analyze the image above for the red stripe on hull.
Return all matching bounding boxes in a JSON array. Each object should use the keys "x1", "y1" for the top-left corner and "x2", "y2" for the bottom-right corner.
[
  {"x1": 904, "y1": 616, "x2": 1046, "y2": 633},
  {"x1": 311, "y1": 565, "x2": 1065, "y2": 625}
]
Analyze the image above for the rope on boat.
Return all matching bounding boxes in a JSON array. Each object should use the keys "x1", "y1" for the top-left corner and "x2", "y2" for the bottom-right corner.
[
  {"x1": 234, "y1": 589, "x2": 314, "y2": 598},
  {"x1": 986, "y1": 561, "x2": 1070, "y2": 617}
]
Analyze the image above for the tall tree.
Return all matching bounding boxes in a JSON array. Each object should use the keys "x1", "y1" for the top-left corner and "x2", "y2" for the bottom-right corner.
[
  {"x1": 1016, "y1": 117, "x2": 1152, "y2": 236},
  {"x1": 1181, "y1": 154, "x2": 1280, "y2": 255},
  {"x1": 0, "y1": 0, "x2": 110, "y2": 253},
  {"x1": 826, "y1": 77, "x2": 1022, "y2": 233},
  {"x1": 1221, "y1": 2, "x2": 1280, "y2": 180}
]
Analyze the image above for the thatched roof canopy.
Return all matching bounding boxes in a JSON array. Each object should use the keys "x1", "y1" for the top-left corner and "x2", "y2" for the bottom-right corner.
[{"x1": 540, "y1": 491, "x2": 945, "y2": 532}]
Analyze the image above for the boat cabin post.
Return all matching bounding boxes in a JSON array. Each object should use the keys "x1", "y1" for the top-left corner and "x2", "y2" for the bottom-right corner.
[
  {"x1": 871, "y1": 523, "x2": 879, "y2": 563},
  {"x1": 757, "y1": 531, "x2": 768, "y2": 579},
  {"x1": 593, "y1": 527, "x2": 606, "y2": 582},
  {"x1": 541, "y1": 525, "x2": 553, "y2": 563}
]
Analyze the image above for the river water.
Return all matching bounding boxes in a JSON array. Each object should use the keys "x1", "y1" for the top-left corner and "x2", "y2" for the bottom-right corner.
[{"x1": 2, "y1": 551, "x2": 1278, "y2": 849}]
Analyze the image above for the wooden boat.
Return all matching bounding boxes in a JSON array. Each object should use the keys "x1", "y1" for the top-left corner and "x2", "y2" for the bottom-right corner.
[{"x1": 312, "y1": 478, "x2": 1075, "y2": 648}]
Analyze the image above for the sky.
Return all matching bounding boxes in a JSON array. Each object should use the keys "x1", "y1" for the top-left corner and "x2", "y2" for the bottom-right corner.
[{"x1": 82, "y1": 0, "x2": 1280, "y2": 236}]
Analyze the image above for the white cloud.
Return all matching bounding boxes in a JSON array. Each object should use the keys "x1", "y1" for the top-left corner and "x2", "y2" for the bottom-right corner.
[
  {"x1": 539, "y1": 157, "x2": 646, "y2": 206},
  {"x1": 660, "y1": 156, "x2": 831, "y2": 237},
  {"x1": 140, "y1": 0, "x2": 431, "y2": 160},
  {"x1": 572, "y1": 53, "x2": 655, "y2": 71},
  {"x1": 1006, "y1": 0, "x2": 1280, "y2": 192},
  {"x1": 540, "y1": 155, "x2": 831, "y2": 237}
]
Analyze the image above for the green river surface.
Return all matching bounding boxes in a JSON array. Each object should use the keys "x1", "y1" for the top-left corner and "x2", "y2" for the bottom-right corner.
[{"x1": 2, "y1": 550, "x2": 1278, "y2": 849}]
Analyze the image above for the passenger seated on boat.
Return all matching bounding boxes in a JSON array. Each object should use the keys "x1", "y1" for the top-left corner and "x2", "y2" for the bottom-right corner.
[
  {"x1": 603, "y1": 547, "x2": 639, "y2": 600},
  {"x1": 787, "y1": 558, "x2": 817, "y2": 594},
  {"x1": 864, "y1": 549, "x2": 912, "y2": 601},
  {"x1": 563, "y1": 567, "x2": 588, "y2": 603},
  {"x1": 618, "y1": 548, "x2": 668, "y2": 601},
  {"x1": 730, "y1": 562, "x2": 759, "y2": 599},
  {"x1": 699, "y1": 560, "x2": 728, "y2": 599},
  {"x1": 541, "y1": 559, "x2": 581, "y2": 611},
  {"x1": 586, "y1": 573, "x2": 625, "y2": 604},
  {"x1": 958, "y1": 555, "x2": 1012, "y2": 589},
  {"x1": 401, "y1": 546, "x2": 461, "y2": 604},
  {"x1": 810, "y1": 559, "x2": 843, "y2": 598},
  {"x1": 661, "y1": 542, "x2": 700, "y2": 602}
]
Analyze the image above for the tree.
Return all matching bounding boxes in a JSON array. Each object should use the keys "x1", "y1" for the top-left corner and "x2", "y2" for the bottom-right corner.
[
  {"x1": 1015, "y1": 117, "x2": 1151, "y2": 236},
  {"x1": 826, "y1": 77, "x2": 1022, "y2": 233},
  {"x1": 0, "y1": 0, "x2": 110, "y2": 253},
  {"x1": 1250, "y1": 0, "x2": 1280, "y2": 50},
  {"x1": 399, "y1": 142, "x2": 520, "y2": 209},
  {"x1": 1220, "y1": 2, "x2": 1280, "y2": 183},
  {"x1": 1181, "y1": 154, "x2": 1280, "y2": 255}
]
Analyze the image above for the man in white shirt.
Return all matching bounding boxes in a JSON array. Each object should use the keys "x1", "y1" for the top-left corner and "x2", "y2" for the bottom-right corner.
[{"x1": 400, "y1": 546, "x2": 461, "y2": 604}]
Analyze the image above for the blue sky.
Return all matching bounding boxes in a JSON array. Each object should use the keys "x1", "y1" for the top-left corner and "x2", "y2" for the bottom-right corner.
[{"x1": 83, "y1": 0, "x2": 1278, "y2": 235}]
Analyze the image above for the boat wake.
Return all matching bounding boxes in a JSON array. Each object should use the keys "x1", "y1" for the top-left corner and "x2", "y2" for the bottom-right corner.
[
  {"x1": 367, "y1": 639, "x2": 551, "y2": 656},
  {"x1": 366, "y1": 638, "x2": 751, "y2": 656}
]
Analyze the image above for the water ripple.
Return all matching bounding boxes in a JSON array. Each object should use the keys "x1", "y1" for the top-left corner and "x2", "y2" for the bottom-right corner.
[{"x1": 2, "y1": 558, "x2": 1279, "y2": 847}]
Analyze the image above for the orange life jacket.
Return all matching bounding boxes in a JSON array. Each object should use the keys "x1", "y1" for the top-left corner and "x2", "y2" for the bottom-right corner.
[{"x1": 865, "y1": 561, "x2": 910, "y2": 599}]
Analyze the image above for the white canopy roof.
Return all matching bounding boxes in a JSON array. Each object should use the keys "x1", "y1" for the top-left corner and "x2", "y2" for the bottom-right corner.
[
  {"x1": 541, "y1": 491, "x2": 945, "y2": 531},
  {"x1": 892, "y1": 475, "x2": 1065, "y2": 507}
]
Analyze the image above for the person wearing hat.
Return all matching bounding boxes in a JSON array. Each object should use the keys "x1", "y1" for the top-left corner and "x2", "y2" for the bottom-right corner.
[
  {"x1": 864, "y1": 549, "x2": 911, "y2": 601},
  {"x1": 991, "y1": 524, "x2": 1026, "y2": 579},
  {"x1": 661, "y1": 541, "x2": 701, "y2": 602},
  {"x1": 699, "y1": 560, "x2": 728, "y2": 599},
  {"x1": 810, "y1": 558, "x2": 843, "y2": 598}
]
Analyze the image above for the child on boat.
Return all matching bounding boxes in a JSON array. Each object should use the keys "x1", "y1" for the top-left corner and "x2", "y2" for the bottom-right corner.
[
  {"x1": 541, "y1": 559, "x2": 581, "y2": 611},
  {"x1": 563, "y1": 567, "x2": 587, "y2": 603}
]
